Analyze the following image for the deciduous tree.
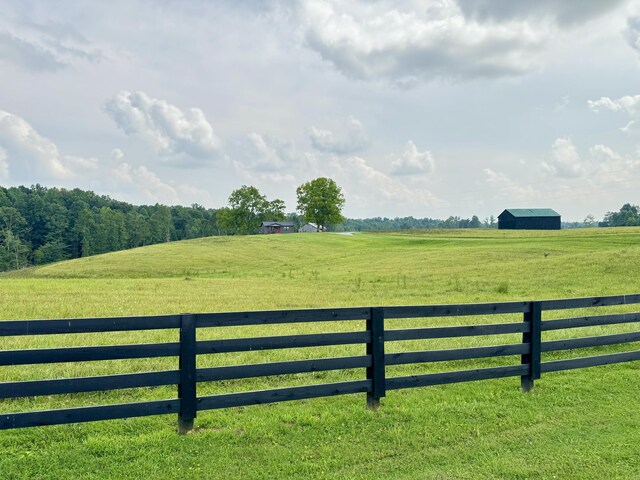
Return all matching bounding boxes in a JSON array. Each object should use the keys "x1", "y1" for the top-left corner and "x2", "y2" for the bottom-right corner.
[{"x1": 296, "y1": 178, "x2": 345, "y2": 231}]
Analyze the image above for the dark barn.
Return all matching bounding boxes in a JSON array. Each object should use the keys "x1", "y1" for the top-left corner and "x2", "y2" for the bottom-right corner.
[
  {"x1": 259, "y1": 221, "x2": 296, "y2": 234},
  {"x1": 498, "y1": 209, "x2": 561, "y2": 230}
]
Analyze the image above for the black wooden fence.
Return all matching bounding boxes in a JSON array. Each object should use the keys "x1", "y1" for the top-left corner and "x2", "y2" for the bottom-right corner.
[{"x1": 1, "y1": 294, "x2": 640, "y2": 433}]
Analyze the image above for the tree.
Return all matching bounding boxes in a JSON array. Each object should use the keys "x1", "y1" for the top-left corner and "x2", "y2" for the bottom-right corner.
[
  {"x1": 1, "y1": 230, "x2": 29, "y2": 270},
  {"x1": 296, "y1": 178, "x2": 345, "y2": 231},
  {"x1": 228, "y1": 185, "x2": 268, "y2": 235},
  {"x1": 34, "y1": 240, "x2": 69, "y2": 265},
  {"x1": 223, "y1": 186, "x2": 286, "y2": 235},
  {"x1": 600, "y1": 203, "x2": 640, "y2": 227},
  {"x1": 582, "y1": 214, "x2": 597, "y2": 228}
]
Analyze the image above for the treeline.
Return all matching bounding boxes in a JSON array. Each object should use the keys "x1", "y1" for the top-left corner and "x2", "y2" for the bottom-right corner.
[
  {"x1": 333, "y1": 215, "x2": 490, "y2": 232},
  {"x1": 0, "y1": 185, "x2": 217, "y2": 271},
  {"x1": 599, "y1": 203, "x2": 640, "y2": 227}
]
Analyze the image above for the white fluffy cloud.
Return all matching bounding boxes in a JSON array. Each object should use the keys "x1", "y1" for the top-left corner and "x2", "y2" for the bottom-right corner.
[
  {"x1": 588, "y1": 95, "x2": 640, "y2": 115},
  {"x1": 541, "y1": 138, "x2": 640, "y2": 181},
  {"x1": 0, "y1": 110, "x2": 100, "y2": 181},
  {"x1": 330, "y1": 155, "x2": 439, "y2": 207},
  {"x1": 299, "y1": 0, "x2": 553, "y2": 83},
  {"x1": 103, "y1": 91, "x2": 222, "y2": 163},
  {"x1": 0, "y1": 109, "x2": 211, "y2": 207},
  {"x1": 541, "y1": 137, "x2": 583, "y2": 178},
  {"x1": 391, "y1": 141, "x2": 435, "y2": 175},
  {"x1": 239, "y1": 133, "x2": 297, "y2": 172},
  {"x1": 110, "y1": 148, "x2": 125, "y2": 161},
  {"x1": 588, "y1": 94, "x2": 640, "y2": 133},
  {"x1": 308, "y1": 116, "x2": 369, "y2": 154}
]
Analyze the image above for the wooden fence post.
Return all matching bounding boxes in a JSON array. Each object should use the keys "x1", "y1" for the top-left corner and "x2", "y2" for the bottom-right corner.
[
  {"x1": 178, "y1": 314, "x2": 197, "y2": 434},
  {"x1": 521, "y1": 302, "x2": 542, "y2": 392},
  {"x1": 366, "y1": 307, "x2": 386, "y2": 409}
]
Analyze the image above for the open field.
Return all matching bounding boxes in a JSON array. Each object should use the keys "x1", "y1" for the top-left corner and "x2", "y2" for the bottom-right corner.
[{"x1": 2, "y1": 228, "x2": 640, "y2": 479}]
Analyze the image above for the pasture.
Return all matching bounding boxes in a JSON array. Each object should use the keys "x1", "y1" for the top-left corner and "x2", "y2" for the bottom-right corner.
[{"x1": 2, "y1": 228, "x2": 640, "y2": 479}]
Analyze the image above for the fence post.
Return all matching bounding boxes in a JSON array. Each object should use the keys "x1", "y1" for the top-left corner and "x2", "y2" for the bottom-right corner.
[
  {"x1": 366, "y1": 307, "x2": 386, "y2": 409},
  {"x1": 521, "y1": 302, "x2": 542, "y2": 392},
  {"x1": 178, "y1": 314, "x2": 197, "y2": 434}
]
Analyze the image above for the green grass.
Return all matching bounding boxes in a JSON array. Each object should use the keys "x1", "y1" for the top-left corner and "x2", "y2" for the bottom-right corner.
[{"x1": 2, "y1": 228, "x2": 640, "y2": 479}]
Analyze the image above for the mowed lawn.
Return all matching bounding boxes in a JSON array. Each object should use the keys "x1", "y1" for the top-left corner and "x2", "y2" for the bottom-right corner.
[{"x1": 1, "y1": 228, "x2": 640, "y2": 479}]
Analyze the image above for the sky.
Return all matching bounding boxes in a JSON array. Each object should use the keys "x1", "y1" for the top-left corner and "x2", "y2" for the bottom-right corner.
[{"x1": 1, "y1": 0, "x2": 640, "y2": 222}]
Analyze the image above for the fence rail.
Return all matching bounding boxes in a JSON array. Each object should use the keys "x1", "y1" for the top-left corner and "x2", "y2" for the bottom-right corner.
[{"x1": 2, "y1": 294, "x2": 640, "y2": 432}]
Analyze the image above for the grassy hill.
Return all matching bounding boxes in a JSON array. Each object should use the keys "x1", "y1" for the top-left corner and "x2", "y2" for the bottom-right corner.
[{"x1": 1, "y1": 228, "x2": 640, "y2": 479}]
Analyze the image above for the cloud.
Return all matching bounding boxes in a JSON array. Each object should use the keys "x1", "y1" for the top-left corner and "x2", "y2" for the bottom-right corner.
[
  {"x1": 298, "y1": 0, "x2": 554, "y2": 83},
  {"x1": 588, "y1": 94, "x2": 640, "y2": 133},
  {"x1": 0, "y1": 110, "x2": 73, "y2": 181},
  {"x1": 621, "y1": 120, "x2": 639, "y2": 134},
  {"x1": 0, "y1": 111, "x2": 215, "y2": 207},
  {"x1": 390, "y1": 141, "x2": 435, "y2": 175},
  {"x1": 540, "y1": 139, "x2": 640, "y2": 181},
  {"x1": 624, "y1": 16, "x2": 640, "y2": 54},
  {"x1": 330, "y1": 155, "x2": 439, "y2": 207},
  {"x1": 112, "y1": 163, "x2": 181, "y2": 205},
  {"x1": 483, "y1": 168, "x2": 536, "y2": 200},
  {"x1": 0, "y1": 16, "x2": 105, "y2": 73},
  {"x1": 0, "y1": 31, "x2": 66, "y2": 72},
  {"x1": 238, "y1": 133, "x2": 297, "y2": 171},
  {"x1": 110, "y1": 148, "x2": 125, "y2": 161},
  {"x1": 102, "y1": 91, "x2": 222, "y2": 163},
  {"x1": 109, "y1": 162, "x2": 214, "y2": 206},
  {"x1": 0, "y1": 147, "x2": 8, "y2": 180},
  {"x1": 587, "y1": 95, "x2": 640, "y2": 115},
  {"x1": 308, "y1": 116, "x2": 369, "y2": 154},
  {"x1": 457, "y1": 0, "x2": 626, "y2": 26},
  {"x1": 541, "y1": 137, "x2": 583, "y2": 178},
  {"x1": 554, "y1": 94, "x2": 570, "y2": 112},
  {"x1": 589, "y1": 144, "x2": 622, "y2": 163}
]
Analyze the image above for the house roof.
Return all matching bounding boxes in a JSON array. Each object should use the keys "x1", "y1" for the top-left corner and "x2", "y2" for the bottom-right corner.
[
  {"x1": 500, "y1": 208, "x2": 560, "y2": 218},
  {"x1": 261, "y1": 221, "x2": 295, "y2": 227}
]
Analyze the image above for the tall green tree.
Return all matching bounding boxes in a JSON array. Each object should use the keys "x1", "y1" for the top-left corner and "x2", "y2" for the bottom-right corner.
[
  {"x1": 601, "y1": 203, "x2": 640, "y2": 227},
  {"x1": 224, "y1": 186, "x2": 286, "y2": 235},
  {"x1": 296, "y1": 177, "x2": 345, "y2": 231},
  {"x1": 228, "y1": 185, "x2": 268, "y2": 235},
  {"x1": 149, "y1": 205, "x2": 173, "y2": 243}
]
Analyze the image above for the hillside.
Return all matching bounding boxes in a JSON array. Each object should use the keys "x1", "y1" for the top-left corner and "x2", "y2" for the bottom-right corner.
[
  {"x1": 2, "y1": 228, "x2": 640, "y2": 320},
  {"x1": 2, "y1": 228, "x2": 640, "y2": 479}
]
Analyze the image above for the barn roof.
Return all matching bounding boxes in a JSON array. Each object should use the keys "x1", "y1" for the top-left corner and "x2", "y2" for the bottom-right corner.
[
  {"x1": 260, "y1": 221, "x2": 295, "y2": 227},
  {"x1": 501, "y1": 208, "x2": 560, "y2": 218}
]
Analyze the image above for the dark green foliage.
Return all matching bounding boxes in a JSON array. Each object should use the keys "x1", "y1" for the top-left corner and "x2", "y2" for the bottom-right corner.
[
  {"x1": 0, "y1": 184, "x2": 219, "y2": 272},
  {"x1": 296, "y1": 177, "x2": 345, "y2": 231},
  {"x1": 600, "y1": 203, "x2": 640, "y2": 227},
  {"x1": 218, "y1": 185, "x2": 286, "y2": 235}
]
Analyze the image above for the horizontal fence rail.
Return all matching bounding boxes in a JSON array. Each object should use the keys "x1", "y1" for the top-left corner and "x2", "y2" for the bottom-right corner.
[{"x1": 1, "y1": 294, "x2": 640, "y2": 432}]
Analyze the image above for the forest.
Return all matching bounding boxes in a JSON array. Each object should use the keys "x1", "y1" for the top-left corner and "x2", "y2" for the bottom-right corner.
[
  {"x1": 0, "y1": 185, "x2": 217, "y2": 271},
  {"x1": 0, "y1": 184, "x2": 637, "y2": 272}
]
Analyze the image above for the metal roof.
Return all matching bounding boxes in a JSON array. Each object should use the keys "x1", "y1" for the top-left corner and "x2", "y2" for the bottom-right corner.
[
  {"x1": 500, "y1": 208, "x2": 560, "y2": 218},
  {"x1": 260, "y1": 221, "x2": 295, "y2": 227}
]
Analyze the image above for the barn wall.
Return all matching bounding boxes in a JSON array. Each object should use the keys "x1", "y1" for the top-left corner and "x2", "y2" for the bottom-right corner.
[
  {"x1": 514, "y1": 217, "x2": 561, "y2": 230},
  {"x1": 498, "y1": 218, "x2": 516, "y2": 229}
]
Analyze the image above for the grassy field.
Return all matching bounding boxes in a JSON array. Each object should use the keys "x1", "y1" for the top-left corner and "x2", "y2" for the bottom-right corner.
[{"x1": 1, "y1": 228, "x2": 640, "y2": 479}]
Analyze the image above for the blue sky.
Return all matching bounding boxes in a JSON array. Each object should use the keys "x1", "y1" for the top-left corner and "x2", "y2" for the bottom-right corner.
[{"x1": 1, "y1": 0, "x2": 639, "y2": 221}]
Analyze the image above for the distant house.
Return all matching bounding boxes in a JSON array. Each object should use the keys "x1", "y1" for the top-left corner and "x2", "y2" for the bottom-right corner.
[
  {"x1": 299, "y1": 223, "x2": 326, "y2": 233},
  {"x1": 259, "y1": 221, "x2": 296, "y2": 234},
  {"x1": 498, "y1": 209, "x2": 561, "y2": 230}
]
